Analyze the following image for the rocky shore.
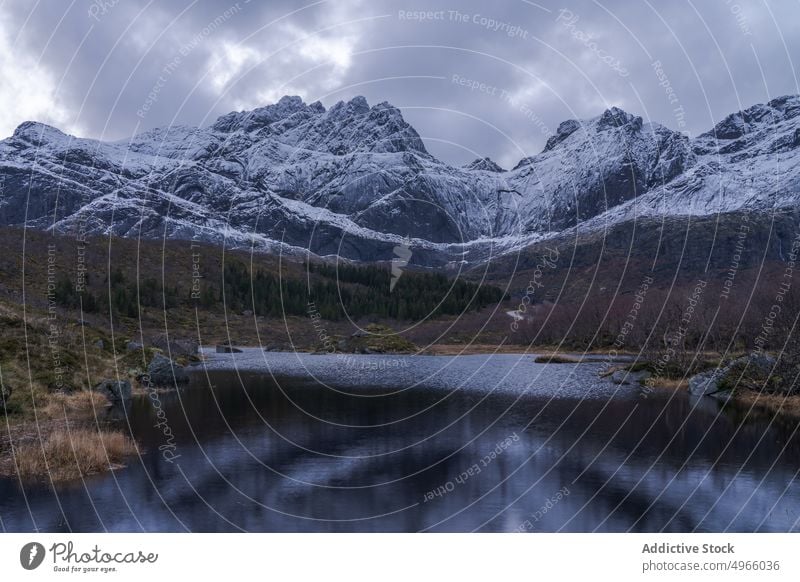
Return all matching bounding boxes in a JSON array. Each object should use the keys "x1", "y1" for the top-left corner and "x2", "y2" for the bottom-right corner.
[
  {"x1": 0, "y1": 302, "x2": 198, "y2": 481},
  {"x1": 596, "y1": 351, "x2": 800, "y2": 422}
]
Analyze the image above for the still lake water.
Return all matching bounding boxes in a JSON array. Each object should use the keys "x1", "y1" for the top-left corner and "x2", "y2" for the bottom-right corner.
[{"x1": 1, "y1": 350, "x2": 798, "y2": 532}]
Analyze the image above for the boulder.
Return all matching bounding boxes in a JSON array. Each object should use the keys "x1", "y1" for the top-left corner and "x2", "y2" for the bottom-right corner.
[
  {"x1": 688, "y1": 354, "x2": 776, "y2": 398},
  {"x1": 126, "y1": 340, "x2": 143, "y2": 351},
  {"x1": 151, "y1": 334, "x2": 198, "y2": 356},
  {"x1": 94, "y1": 339, "x2": 105, "y2": 349},
  {"x1": 216, "y1": 344, "x2": 243, "y2": 353},
  {"x1": 146, "y1": 354, "x2": 189, "y2": 385},
  {"x1": 174, "y1": 339, "x2": 199, "y2": 355},
  {"x1": 688, "y1": 369, "x2": 723, "y2": 396},
  {"x1": 743, "y1": 353, "x2": 776, "y2": 373},
  {"x1": 93, "y1": 379, "x2": 131, "y2": 402}
]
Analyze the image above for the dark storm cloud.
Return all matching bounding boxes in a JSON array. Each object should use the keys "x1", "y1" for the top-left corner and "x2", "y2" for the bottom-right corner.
[{"x1": 2, "y1": 0, "x2": 798, "y2": 167}]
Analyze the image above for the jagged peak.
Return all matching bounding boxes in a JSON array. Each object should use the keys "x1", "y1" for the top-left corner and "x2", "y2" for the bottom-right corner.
[
  {"x1": 327, "y1": 96, "x2": 411, "y2": 120},
  {"x1": 313, "y1": 96, "x2": 427, "y2": 155},
  {"x1": 211, "y1": 95, "x2": 322, "y2": 133},
  {"x1": 701, "y1": 94, "x2": 800, "y2": 140},
  {"x1": 205, "y1": 93, "x2": 427, "y2": 155},
  {"x1": 543, "y1": 118, "x2": 584, "y2": 152},
  {"x1": 12, "y1": 120, "x2": 68, "y2": 143},
  {"x1": 349, "y1": 95, "x2": 369, "y2": 110},
  {"x1": 275, "y1": 95, "x2": 304, "y2": 108},
  {"x1": 594, "y1": 106, "x2": 642, "y2": 131},
  {"x1": 329, "y1": 95, "x2": 370, "y2": 116},
  {"x1": 508, "y1": 106, "x2": 665, "y2": 168},
  {"x1": 511, "y1": 156, "x2": 535, "y2": 171},
  {"x1": 464, "y1": 157, "x2": 505, "y2": 172},
  {"x1": 767, "y1": 94, "x2": 800, "y2": 112},
  {"x1": 539, "y1": 107, "x2": 643, "y2": 156}
]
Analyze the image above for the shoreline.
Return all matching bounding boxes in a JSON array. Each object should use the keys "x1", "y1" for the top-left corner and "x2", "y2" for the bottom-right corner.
[
  {"x1": 205, "y1": 349, "x2": 800, "y2": 421},
  {"x1": 208, "y1": 343, "x2": 642, "y2": 357},
  {"x1": 5, "y1": 347, "x2": 799, "y2": 483}
]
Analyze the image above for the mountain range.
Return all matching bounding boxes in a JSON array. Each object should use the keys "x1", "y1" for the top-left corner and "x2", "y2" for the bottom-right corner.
[{"x1": 1, "y1": 94, "x2": 798, "y2": 268}]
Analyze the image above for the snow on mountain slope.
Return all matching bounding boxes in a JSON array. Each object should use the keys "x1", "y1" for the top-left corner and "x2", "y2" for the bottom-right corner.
[
  {"x1": 0, "y1": 94, "x2": 798, "y2": 265},
  {"x1": 580, "y1": 95, "x2": 800, "y2": 228}
]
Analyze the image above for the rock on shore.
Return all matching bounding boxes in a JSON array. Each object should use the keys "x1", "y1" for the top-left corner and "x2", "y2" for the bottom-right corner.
[
  {"x1": 93, "y1": 379, "x2": 132, "y2": 402},
  {"x1": 688, "y1": 354, "x2": 776, "y2": 400},
  {"x1": 145, "y1": 354, "x2": 190, "y2": 385}
]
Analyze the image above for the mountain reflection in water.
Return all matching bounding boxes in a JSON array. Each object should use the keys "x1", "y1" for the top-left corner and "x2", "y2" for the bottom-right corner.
[{"x1": 1, "y1": 352, "x2": 798, "y2": 532}]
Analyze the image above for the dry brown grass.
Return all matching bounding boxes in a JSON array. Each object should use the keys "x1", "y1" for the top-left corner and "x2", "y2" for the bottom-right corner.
[
  {"x1": 424, "y1": 343, "x2": 534, "y2": 355},
  {"x1": 40, "y1": 390, "x2": 111, "y2": 420},
  {"x1": 734, "y1": 390, "x2": 800, "y2": 421},
  {"x1": 646, "y1": 377, "x2": 688, "y2": 391},
  {"x1": 534, "y1": 353, "x2": 583, "y2": 364},
  {"x1": 13, "y1": 427, "x2": 137, "y2": 481}
]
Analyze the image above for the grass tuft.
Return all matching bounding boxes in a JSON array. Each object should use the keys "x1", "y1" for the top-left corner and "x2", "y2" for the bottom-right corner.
[
  {"x1": 534, "y1": 353, "x2": 582, "y2": 364},
  {"x1": 13, "y1": 427, "x2": 137, "y2": 482},
  {"x1": 40, "y1": 390, "x2": 111, "y2": 419}
]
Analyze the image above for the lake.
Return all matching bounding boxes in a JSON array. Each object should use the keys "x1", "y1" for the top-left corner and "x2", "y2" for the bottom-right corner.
[{"x1": 1, "y1": 350, "x2": 798, "y2": 532}]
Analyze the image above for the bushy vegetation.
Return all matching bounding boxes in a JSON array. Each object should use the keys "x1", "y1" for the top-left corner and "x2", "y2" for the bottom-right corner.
[
  {"x1": 515, "y1": 277, "x2": 800, "y2": 395},
  {"x1": 312, "y1": 323, "x2": 418, "y2": 354}
]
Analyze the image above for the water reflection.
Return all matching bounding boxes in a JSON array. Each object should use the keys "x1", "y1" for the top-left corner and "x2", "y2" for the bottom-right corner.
[{"x1": 1, "y1": 353, "x2": 798, "y2": 532}]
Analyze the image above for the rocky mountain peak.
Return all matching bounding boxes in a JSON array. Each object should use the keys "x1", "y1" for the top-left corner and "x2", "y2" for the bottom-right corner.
[
  {"x1": 595, "y1": 106, "x2": 643, "y2": 131},
  {"x1": 543, "y1": 118, "x2": 584, "y2": 152},
  {"x1": 464, "y1": 157, "x2": 505, "y2": 172},
  {"x1": 702, "y1": 95, "x2": 800, "y2": 141},
  {"x1": 539, "y1": 107, "x2": 643, "y2": 155},
  {"x1": 207, "y1": 95, "x2": 428, "y2": 155},
  {"x1": 11, "y1": 121, "x2": 68, "y2": 146},
  {"x1": 211, "y1": 95, "x2": 320, "y2": 133},
  {"x1": 304, "y1": 95, "x2": 427, "y2": 155},
  {"x1": 328, "y1": 95, "x2": 370, "y2": 117},
  {"x1": 767, "y1": 94, "x2": 800, "y2": 117}
]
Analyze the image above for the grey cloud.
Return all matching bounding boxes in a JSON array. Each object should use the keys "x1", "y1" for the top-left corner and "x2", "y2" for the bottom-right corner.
[{"x1": 3, "y1": 0, "x2": 799, "y2": 168}]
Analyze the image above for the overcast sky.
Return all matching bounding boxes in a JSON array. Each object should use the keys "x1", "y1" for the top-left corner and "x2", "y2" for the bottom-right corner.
[{"x1": 1, "y1": 0, "x2": 798, "y2": 168}]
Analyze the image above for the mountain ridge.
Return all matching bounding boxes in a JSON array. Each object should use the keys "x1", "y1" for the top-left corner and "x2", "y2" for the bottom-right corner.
[{"x1": 1, "y1": 94, "x2": 798, "y2": 266}]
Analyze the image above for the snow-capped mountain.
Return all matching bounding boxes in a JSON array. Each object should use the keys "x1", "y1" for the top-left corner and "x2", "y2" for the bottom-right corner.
[{"x1": 0, "y1": 94, "x2": 798, "y2": 266}]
